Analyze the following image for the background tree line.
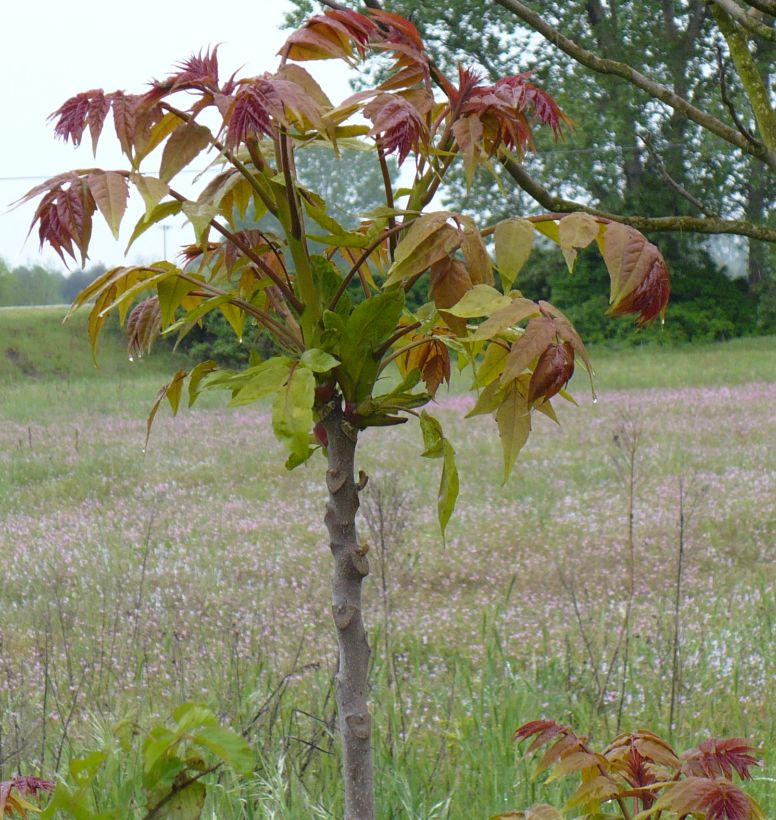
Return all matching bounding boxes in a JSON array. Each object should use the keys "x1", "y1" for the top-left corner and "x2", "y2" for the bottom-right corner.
[{"x1": 286, "y1": 0, "x2": 776, "y2": 342}]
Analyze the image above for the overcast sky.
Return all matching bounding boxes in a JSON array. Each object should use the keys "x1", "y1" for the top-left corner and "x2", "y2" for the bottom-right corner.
[{"x1": 2, "y1": 0, "x2": 353, "y2": 273}]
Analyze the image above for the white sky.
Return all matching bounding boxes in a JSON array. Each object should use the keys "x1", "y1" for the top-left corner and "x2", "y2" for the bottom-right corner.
[{"x1": 2, "y1": 0, "x2": 354, "y2": 273}]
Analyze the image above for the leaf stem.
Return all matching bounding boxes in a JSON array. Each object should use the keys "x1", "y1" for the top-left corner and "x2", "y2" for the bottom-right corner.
[
  {"x1": 378, "y1": 336, "x2": 432, "y2": 373},
  {"x1": 375, "y1": 321, "x2": 421, "y2": 358},
  {"x1": 328, "y1": 223, "x2": 406, "y2": 310},
  {"x1": 167, "y1": 188, "x2": 303, "y2": 312},
  {"x1": 176, "y1": 272, "x2": 303, "y2": 351}
]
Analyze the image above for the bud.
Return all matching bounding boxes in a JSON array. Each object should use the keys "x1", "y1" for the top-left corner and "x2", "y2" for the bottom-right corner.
[
  {"x1": 527, "y1": 341, "x2": 574, "y2": 405},
  {"x1": 313, "y1": 422, "x2": 328, "y2": 447}
]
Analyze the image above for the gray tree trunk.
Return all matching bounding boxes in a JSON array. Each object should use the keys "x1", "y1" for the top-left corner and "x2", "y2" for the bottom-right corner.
[{"x1": 322, "y1": 401, "x2": 374, "y2": 820}]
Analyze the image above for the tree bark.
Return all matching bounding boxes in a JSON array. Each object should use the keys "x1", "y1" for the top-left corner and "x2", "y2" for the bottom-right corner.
[{"x1": 322, "y1": 401, "x2": 374, "y2": 820}]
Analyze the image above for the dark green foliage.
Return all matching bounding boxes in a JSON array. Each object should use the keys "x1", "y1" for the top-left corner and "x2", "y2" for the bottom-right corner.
[
  {"x1": 525, "y1": 241, "x2": 754, "y2": 344},
  {"x1": 179, "y1": 311, "x2": 278, "y2": 366}
]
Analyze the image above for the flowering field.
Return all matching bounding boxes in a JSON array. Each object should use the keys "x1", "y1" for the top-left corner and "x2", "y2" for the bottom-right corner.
[{"x1": 1, "y1": 320, "x2": 774, "y2": 816}]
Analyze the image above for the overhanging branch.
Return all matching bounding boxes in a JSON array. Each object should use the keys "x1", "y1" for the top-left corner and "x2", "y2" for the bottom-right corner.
[
  {"x1": 502, "y1": 157, "x2": 776, "y2": 243},
  {"x1": 711, "y1": 0, "x2": 776, "y2": 39},
  {"x1": 491, "y1": 0, "x2": 776, "y2": 170}
]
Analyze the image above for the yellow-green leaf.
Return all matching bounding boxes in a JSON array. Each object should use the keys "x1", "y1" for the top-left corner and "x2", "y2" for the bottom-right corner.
[
  {"x1": 272, "y1": 364, "x2": 315, "y2": 467},
  {"x1": 126, "y1": 201, "x2": 182, "y2": 252},
  {"x1": 229, "y1": 357, "x2": 291, "y2": 407},
  {"x1": 384, "y1": 212, "x2": 460, "y2": 287},
  {"x1": 470, "y1": 297, "x2": 540, "y2": 341},
  {"x1": 182, "y1": 202, "x2": 218, "y2": 246},
  {"x1": 446, "y1": 284, "x2": 511, "y2": 318},
  {"x1": 131, "y1": 173, "x2": 170, "y2": 217},
  {"x1": 496, "y1": 380, "x2": 531, "y2": 482},
  {"x1": 494, "y1": 217, "x2": 534, "y2": 291},
  {"x1": 558, "y1": 212, "x2": 601, "y2": 273}
]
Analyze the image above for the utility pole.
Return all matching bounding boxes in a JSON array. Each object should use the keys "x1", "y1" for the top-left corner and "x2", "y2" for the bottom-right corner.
[{"x1": 161, "y1": 225, "x2": 171, "y2": 260}]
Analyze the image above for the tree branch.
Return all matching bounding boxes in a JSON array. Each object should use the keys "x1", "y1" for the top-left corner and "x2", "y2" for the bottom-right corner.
[
  {"x1": 710, "y1": 0, "x2": 776, "y2": 40},
  {"x1": 491, "y1": 0, "x2": 776, "y2": 169},
  {"x1": 501, "y1": 156, "x2": 776, "y2": 242},
  {"x1": 715, "y1": 45, "x2": 759, "y2": 145},
  {"x1": 712, "y1": 4, "x2": 776, "y2": 150},
  {"x1": 740, "y1": 0, "x2": 776, "y2": 15},
  {"x1": 639, "y1": 135, "x2": 718, "y2": 217},
  {"x1": 166, "y1": 188, "x2": 304, "y2": 313}
]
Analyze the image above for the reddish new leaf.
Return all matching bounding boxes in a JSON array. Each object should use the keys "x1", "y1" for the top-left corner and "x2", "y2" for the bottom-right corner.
[
  {"x1": 151, "y1": 47, "x2": 221, "y2": 96},
  {"x1": 598, "y1": 221, "x2": 670, "y2": 325},
  {"x1": 49, "y1": 89, "x2": 110, "y2": 152},
  {"x1": 127, "y1": 297, "x2": 162, "y2": 360},
  {"x1": 682, "y1": 738, "x2": 762, "y2": 781},
  {"x1": 501, "y1": 316, "x2": 556, "y2": 384},
  {"x1": 364, "y1": 92, "x2": 431, "y2": 165},
  {"x1": 653, "y1": 777, "x2": 763, "y2": 820},
  {"x1": 279, "y1": 9, "x2": 378, "y2": 63},
  {"x1": 527, "y1": 341, "x2": 574, "y2": 406},
  {"x1": 513, "y1": 720, "x2": 572, "y2": 752},
  {"x1": 397, "y1": 334, "x2": 451, "y2": 397},
  {"x1": 429, "y1": 258, "x2": 473, "y2": 336},
  {"x1": 110, "y1": 91, "x2": 140, "y2": 159},
  {"x1": 24, "y1": 174, "x2": 97, "y2": 266}
]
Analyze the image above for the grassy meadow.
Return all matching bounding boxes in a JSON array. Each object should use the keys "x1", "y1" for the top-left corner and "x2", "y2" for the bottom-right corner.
[{"x1": 1, "y1": 306, "x2": 775, "y2": 817}]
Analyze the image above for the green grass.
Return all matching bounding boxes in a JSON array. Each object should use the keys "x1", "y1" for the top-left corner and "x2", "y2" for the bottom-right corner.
[{"x1": 1, "y1": 319, "x2": 774, "y2": 818}]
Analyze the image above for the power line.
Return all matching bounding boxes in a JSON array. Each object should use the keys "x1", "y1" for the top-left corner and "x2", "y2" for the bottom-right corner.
[{"x1": 0, "y1": 143, "x2": 699, "y2": 183}]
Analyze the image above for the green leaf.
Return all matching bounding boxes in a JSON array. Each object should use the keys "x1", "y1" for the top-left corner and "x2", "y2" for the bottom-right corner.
[
  {"x1": 188, "y1": 361, "x2": 218, "y2": 407},
  {"x1": 218, "y1": 302, "x2": 245, "y2": 341},
  {"x1": 445, "y1": 284, "x2": 511, "y2": 318},
  {"x1": 172, "y1": 703, "x2": 219, "y2": 731},
  {"x1": 86, "y1": 171, "x2": 128, "y2": 239},
  {"x1": 157, "y1": 275, "x2": 199, "y2": 329},
  {"x1": 144, "y1": 726, "x2": 177, "y2": 775},
  {"x1": 474, "y1": 342, "x2": 509, "y2": 387},
  {"x1": 192, "y1": 725, "x2": 255, "y2": 774},
  {"x1": 420, "y1": 410, "x2": 445, "y2": 457},
  {"x1": 146, "y1": 370, "x2": 188, "y2": 448},
  {"x1": 301, "y1": 348, "x2": 340, "y2": 373},
  {"x1": 419, "y1": 411, "x2": 459, "y2": 534},
  {"x1": 126, "y1": 201, "x2": 182, "y2": 252},
  {"x1": 150, "y1": 780, "x2": 206, "y2": 820},
  {"x1": 339, "y1": 288, "x2": 404, "y2": 402},
  {"x1": 272, "y1": 364, "x2": 315, "y2": 466},
  {"x1": 494, "y1": 218, "x2": 534, "y2": 291},
  {"x1": 160, "y1": 122, "x2": 212, "y2": 184},
  {"x1": 496, "y1": 381, "x2": 531, "y2": 482},
  {"x1": 228, "y1": 357, "x2": 292, "y2": 407},
  {"x1": 465, "y1": 380, "x2": 505, "y2": 417}
]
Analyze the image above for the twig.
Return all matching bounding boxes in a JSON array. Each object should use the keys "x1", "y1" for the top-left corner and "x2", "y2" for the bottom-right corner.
[
  {"x1": 639, "y1": 134, "x2": 719, "y2": 217},
  {"x1": 715, "y1": 44, "x2": 759, "y2": 145},
  {"x1": 142, "y1": 764, "x2": 221, "y2": 819}
]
